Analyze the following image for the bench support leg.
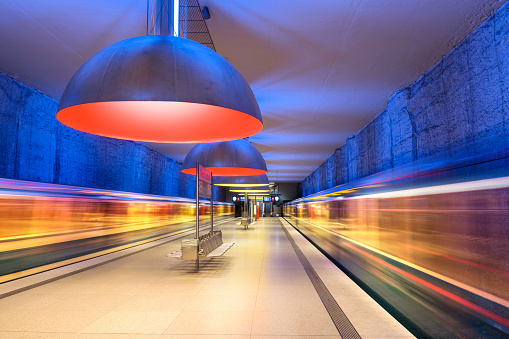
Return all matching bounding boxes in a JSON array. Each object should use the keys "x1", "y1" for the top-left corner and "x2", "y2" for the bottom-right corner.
[{"x1": 196, "y1": 247, "x2": 199, "y2": 270}]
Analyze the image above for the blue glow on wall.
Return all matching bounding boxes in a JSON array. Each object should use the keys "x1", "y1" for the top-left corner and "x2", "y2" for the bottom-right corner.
[{"x1": 0, "y1": 72, "x2": 226, "y2": 201}]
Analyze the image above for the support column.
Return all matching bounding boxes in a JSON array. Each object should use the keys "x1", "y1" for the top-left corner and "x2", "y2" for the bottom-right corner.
[{"x1": 148, "y1": 0, "x2": 179, "y2": 36}]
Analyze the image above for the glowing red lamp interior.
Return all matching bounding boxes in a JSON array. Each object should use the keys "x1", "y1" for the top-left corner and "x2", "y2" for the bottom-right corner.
[
  {"x1": 57, "y1": 101, "x2": 263, "y2": 143},
  {"x1": 181, "y1": 167, "x2": 267, "y2": 176}
]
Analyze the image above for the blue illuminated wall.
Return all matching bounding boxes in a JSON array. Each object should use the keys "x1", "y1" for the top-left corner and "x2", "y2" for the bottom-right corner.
[
  {"x1": 0, "y1": 73, "x2": 226, "y2": 201},
  {"x1": 300, "y1": 2, "x2": 509, "y2": 197}
]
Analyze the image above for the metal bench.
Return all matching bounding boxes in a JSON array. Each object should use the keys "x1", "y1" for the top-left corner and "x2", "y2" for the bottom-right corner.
[{"x1": 167, "y1": 230, "x2": 234, "y2": 260}]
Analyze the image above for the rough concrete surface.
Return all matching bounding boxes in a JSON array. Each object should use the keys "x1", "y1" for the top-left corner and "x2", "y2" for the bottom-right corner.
[
  {"x1": 0, "y1": 73, "x2": 226, "y2": 201},
  {"x1": 300, "y1": 2, "x2": 509, "y2": 197}
]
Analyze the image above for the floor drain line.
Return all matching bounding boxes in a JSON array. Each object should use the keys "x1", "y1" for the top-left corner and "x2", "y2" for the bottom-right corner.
[{"x1": 278, "y1": 218, "x2": 362, "y2": 339}]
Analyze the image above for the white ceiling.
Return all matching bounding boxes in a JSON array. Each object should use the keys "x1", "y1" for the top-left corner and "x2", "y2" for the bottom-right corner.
[{"x1": 0, "y1": 0, "x2": 506, "y2": 182}]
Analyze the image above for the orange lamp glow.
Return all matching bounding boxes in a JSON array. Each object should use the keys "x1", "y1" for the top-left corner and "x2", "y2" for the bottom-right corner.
[
  {"x1": 181, "y1": 167, "x2": 266, "y2": 176},
  {"x1": 57, "y1": 101, "x2": 262, "y2": 143}
]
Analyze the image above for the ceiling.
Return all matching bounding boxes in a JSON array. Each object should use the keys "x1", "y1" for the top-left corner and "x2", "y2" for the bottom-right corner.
[{"x1": 0, "y1": 0, "x2": 506, "y2": 182}]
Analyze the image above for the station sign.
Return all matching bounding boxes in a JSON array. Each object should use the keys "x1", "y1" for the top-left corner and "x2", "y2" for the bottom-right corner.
[
  {"x1": 198, "y1": 165, "x2": 212, "y2": 184},
  {"x1": 197, "y1": 164, "x2": 212, "y2": 199},
  {"x1": 232, "y1": 195, "x2": 279, "y2": 203}
]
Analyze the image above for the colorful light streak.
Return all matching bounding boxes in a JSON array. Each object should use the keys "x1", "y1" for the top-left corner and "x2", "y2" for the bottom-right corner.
[
  {"x1": 398, "y1": 242, "x2": 509, "y2": 276},
  {"x1": 343, "y1": 242, "x2": 509, "y2": 332},
  {"x1": 287, "y1": 215, "x2": 509, "y2": 308}
]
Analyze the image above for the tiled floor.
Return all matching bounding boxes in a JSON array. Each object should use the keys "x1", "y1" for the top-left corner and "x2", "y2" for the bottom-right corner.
[{"x1": 0, "y1": 217, "x2": 414, "y2": 338}]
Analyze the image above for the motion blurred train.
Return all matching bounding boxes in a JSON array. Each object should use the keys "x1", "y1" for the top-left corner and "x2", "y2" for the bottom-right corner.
[
  {"x1": 0, "y1": 178, "x2": 233, "y2": 283},
  {"x1": 284, "y1": 140, "x2": 509, "y2": 338}
]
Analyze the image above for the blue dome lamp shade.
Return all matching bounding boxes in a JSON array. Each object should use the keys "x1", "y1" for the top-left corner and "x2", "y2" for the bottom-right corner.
[
  {"x1": 214, "y1": 174, "x2": 269, "y2": 187},
  {"x1": 56, "y1": 35, "x2": 263, "y2": 143},
  {"x1": 182, "y1": 139, "x2": 267, "y2": 176}
]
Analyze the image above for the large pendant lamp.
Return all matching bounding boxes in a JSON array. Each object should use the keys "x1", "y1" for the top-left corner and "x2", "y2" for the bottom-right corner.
[
  {"x1": 56, "y1": 35, "x2": 263, "y2": 143},
  {"x1": 182, "y1": 139, "x2": 267, "y2": 176},
  {"x1": 214, "y1": 174, "x2": 269, "y2": 187}
]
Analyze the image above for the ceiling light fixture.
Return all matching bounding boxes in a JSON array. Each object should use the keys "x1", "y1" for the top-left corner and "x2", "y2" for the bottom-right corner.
[
  {"x1": 182, "y1": 139, "x2": 267, "y2": 176},
  {"x1": 202, "y1": 7, "x2": 211, "y2": 20},
  {"x1": 229, "y1": 186, "x2": 270, "y2": 193},
  {"x1": 56, "y1": 1, "x2": 262, "y2": 143}
]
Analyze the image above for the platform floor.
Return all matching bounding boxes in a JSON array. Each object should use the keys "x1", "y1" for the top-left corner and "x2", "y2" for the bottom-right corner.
[{"x1": 0, "y1": 217, "x2": 414, "y2": 338}]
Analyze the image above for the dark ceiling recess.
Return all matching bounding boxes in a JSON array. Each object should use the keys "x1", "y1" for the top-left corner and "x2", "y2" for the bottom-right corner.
[{"x1": 181, "y1": 0, "x2": 215, "y2": 51}]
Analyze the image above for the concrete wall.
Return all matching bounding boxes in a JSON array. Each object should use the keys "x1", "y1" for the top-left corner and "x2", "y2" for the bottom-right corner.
[
  {"x1": 300, "y1": 2, "x2": 509, "y2": 197},
  {"x1": 278, "y1": 182, "x2": 299, "y2": 202},
  {"x1": 0, "y1": 72, "x2": 227, "y2": 201}
]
